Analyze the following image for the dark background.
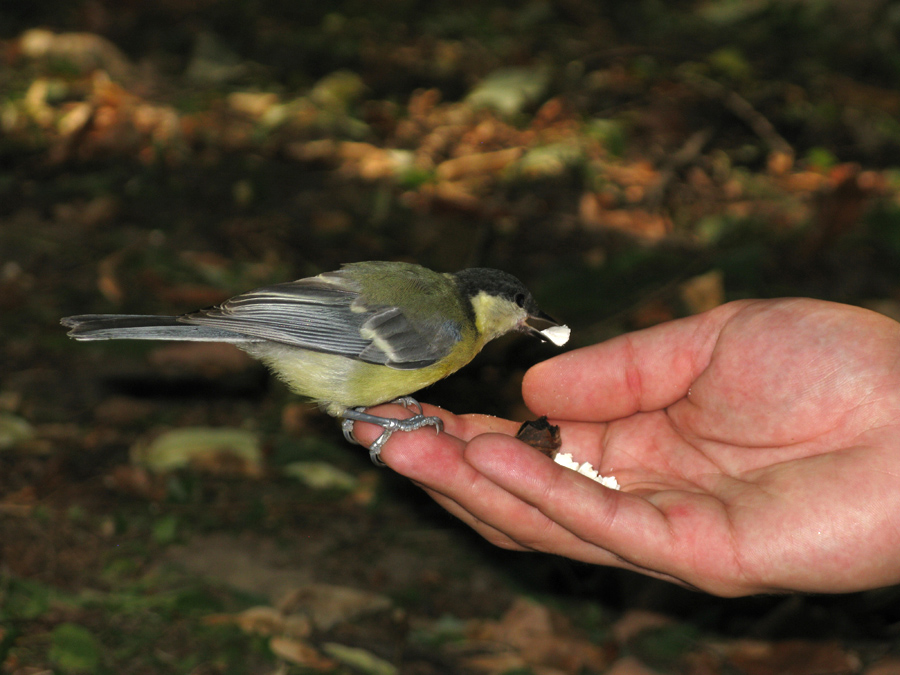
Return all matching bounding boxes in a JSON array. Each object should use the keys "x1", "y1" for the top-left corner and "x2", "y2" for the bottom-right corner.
[{"x1": 3, "y1": 1, "x2": 900, "y2": 672}]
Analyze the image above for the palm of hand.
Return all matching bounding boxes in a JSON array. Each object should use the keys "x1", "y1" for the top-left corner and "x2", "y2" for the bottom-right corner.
[{"x1": 373, "y1": 299, "x2": 900, "y2": 596}]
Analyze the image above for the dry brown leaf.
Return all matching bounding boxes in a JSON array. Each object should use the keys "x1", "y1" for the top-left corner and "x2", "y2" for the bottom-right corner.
[
  {"x1": 603, "y1": 655, "x2": 667, "y2": 675},
  {"x1": 58, "y1": 102, "x2": 94, "y2": 137},
  {"x1": 235, "y1": 606, "x2": 285, "y2": 636},
  {"x1": 470, "y1": 597, "x2": 613, "y2": 674},
  {"x1": 227, "y1": 92, "x2": 280, "y2": 119},
  {"x1": 429, "y1": 180, "x2": 483, "y2": 212},
  {"x1": 269, "y1": 636, "x2": 337, "y2": 670},
  {"x1": 19, "y1": 29, "x2": 134, "y2": 81},
  {"x1": 336, "y1": 141, "x2": 381, "y2": 161},
  {"x1": 461, "y1": 652, "x2": 529, "y2": 674},
  {"x1": 780, "y1": 171, "x2": 828, "y2": 194},
  {"x1": 581, "y1": 202, "x2": 671, "y2": 240},
  {"x1": 282, "y1": 614, "x2": 314, "y2": 639},
  {"x1": 604, "y1": 160, "x2": 660, "y2": 187},
  {"x1": 435, "y1": 147, "x2": 523, "y2": 181},
  {"x1": 285, "y1": 139, "x2": 340, "y2": 163},
  {"x1": 767, "y1": 150, "x2": 795, "y2": 176},
  {"x1": 277, "y1": 583, "x2": 393, "y2": 631},
  {"x1": 722, "y1": 639, "x2": 860, "y2": 675}
]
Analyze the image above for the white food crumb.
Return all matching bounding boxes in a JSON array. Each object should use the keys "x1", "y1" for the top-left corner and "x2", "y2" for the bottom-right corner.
[
  {"x1": 540, "y1": 324, "x2": 571, "y2": 346},
  {"x1": 553, "y1": 452, "x2": 620, "y2": 490}
]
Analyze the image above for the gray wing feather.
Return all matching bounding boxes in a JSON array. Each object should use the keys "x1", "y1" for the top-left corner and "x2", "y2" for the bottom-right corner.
[
  {"x1": 61, "y1": 314, "x2": 261, "y2": 342},
  {"x1": 358, "y1": 308, "x2": 461, "y2": 368},
  {"x1": 181, "y1": 274, "x2": 460, "y2": 368},
  {"x1": 181, "y1": 282, "x2": 370, "y2": 354}
]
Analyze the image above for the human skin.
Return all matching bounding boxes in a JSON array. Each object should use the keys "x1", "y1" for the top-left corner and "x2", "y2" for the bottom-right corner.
[{"x1": 352, "y1": 298, "x2": 900, "y2": 597}]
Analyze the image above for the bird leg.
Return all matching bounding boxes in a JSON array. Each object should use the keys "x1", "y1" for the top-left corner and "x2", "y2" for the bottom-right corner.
[{"x1": 341, "y1": 397, "x2": 443, "y2": 465}]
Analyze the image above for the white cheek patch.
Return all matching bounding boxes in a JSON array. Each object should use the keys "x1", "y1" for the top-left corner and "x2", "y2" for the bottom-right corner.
[{"x1": 540, "y1": 324, "x2": 570, "y2": 346}]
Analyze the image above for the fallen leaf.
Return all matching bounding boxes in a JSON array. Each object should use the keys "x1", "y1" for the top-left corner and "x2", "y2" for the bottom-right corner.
[
  {"x1": 19, "y1": 28, "x2": 134, "y2": 81},
  {"x1": 512, "y1": 142, "x2": 583, "y2": 180},
  {"x1": 0, "y1": 413, "x2": 34, "y2": 450},
  {"x1": 228, "y1": 92, "x2": 280, "y2": 119},
  {"x1": 277, "y1": 584, "x2": 393, "y2": 631},
  {"x1": 603, "y1": 655, "x2": 665, "y2": 675},
  {"x1": 722, "y1": 639, "x2": 860, "y2": 675},
  {"x1": 466, "y1": 66, "x2": 551, "y2": 116},
  {"x1": 282, "y1": 462, "x2": 358, "y2": 491},
  {"x1": 605, "y1": 160, "x2": 660, "y2": 187},
  {"x1": 236, "y1": 606, "x2": 286, "y2": 636},
  {"x1": 131, "y1": 427, "x2": 263, "y2": 476},
  {"x1": 470, "y1": 597, "x2": 613, "y2": 673},
  {"x1": 322, "y1": 642, "x2": 399, "y2": 675},
  {"x1": 767, "y1": 150, "x2": 795, "y2": 175},
  {"x1": 435, "y1": 147, "x2": 523, "y2": 181},
  {"x1": 461, "y1": 652, "x2": 528, "y2": 674},
  {"x1": 269, "y1": 636, "x2": 336, "y2": 670}
]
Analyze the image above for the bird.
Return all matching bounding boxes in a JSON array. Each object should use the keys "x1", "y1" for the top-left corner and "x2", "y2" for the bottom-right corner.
[{"x1": 61, "y1": 261, "x2": 564, "y2": 464}]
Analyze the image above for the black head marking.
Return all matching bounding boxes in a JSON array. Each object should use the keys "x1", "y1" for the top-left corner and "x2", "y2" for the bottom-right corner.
[{"x1": 452, "y1": 268, "x2": 542, "y2": 316}]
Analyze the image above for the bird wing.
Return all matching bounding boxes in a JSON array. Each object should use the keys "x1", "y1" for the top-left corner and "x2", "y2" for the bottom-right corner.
[{"x1": 180, "y1": 270, "x2": 462, "y2": 369}]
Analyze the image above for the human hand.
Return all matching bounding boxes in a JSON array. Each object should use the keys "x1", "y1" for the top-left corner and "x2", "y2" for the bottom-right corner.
[{"x1": 355, "y1": 299, "x2": 900, "y2": 596}]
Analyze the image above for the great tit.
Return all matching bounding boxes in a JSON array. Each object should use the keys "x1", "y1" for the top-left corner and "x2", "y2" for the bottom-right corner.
[{"x1": 61, "y1": 261, "x2": 564, "y2": 463}]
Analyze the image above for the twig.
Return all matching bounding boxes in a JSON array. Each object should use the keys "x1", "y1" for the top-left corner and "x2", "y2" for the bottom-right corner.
[{"x1": 683, "y1": 72, "x2": 794, "y2": 156}]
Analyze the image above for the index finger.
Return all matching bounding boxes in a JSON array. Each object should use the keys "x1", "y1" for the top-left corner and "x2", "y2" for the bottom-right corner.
[{"x1": 523, "y1": 300, "x2": 749, "y2": 421}]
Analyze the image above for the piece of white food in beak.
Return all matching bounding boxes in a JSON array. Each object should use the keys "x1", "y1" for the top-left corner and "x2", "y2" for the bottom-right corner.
[{"x1": 540, "y1": 324, "x2": 571, "y2": 347}]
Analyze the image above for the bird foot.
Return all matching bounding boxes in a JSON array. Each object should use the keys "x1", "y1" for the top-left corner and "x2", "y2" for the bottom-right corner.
[{"x1": 341, "y1": 397, "x2": 443, "y2": 465}]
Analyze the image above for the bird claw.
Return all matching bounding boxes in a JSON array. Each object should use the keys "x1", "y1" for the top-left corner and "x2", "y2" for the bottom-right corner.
[{"x1": 340, "y1": 397, "x2": 443, "y2": 466}]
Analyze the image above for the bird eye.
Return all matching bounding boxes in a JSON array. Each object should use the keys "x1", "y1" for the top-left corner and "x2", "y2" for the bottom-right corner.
[{"x1": 514, "y1": 293, "x2": 526, "y2": 308}]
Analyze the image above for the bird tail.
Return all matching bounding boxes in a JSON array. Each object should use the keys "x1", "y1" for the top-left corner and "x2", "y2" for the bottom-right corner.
[{"x1": 60, "y1": 314, "x2": 259, "y2": 343}]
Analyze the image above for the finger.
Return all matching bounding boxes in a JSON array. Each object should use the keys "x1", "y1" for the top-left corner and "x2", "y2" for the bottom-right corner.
[
  {"x1": 349, "y1": 402, "x2": 521, "y2": 449},
  {"x1": 350, "y1": 404, "x2": 555, "y2": 551},
  {"x1": 390, "y1": 427, "x2": 666, "y2": 568},
  {"x1": 359, "y1": 417, "x2": 712, "y2": 587},
  {"x1": 364, "y1": 418, "x2": 639, "y2": 564},
  {"x1": 523, "y1": 300, "x2": 749, "y2": 421},
  {"x1": 465, "y1": 433, "x2": 742, "y2": 594},
  {"x1": 355, "y1": 416, "x2": 550, "y2": 550}
]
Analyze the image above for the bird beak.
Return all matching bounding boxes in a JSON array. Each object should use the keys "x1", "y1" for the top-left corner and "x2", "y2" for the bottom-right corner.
[{"x1": 522, "y1": 309, "x2": 560, "y2": 341}]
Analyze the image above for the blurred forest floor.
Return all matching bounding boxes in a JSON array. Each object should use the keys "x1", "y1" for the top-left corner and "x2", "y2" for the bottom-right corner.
[{"x1": 3, "y1": 1, "x2": 900, "y2": 673}]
